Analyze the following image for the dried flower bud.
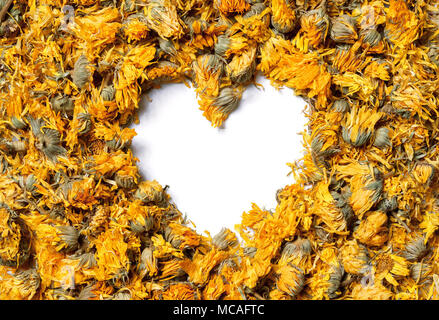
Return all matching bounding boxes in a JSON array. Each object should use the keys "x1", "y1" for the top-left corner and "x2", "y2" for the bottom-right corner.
[
  {"x1": 341, "y1": 106, "x2": 382, "y2": 147},
  {"x1": 215, "y1": 34, "x2": 230, "y2": 57},
  {"x1": 332, "y1": 99, "x2": 350, "y2": 113},
  {"x1": 101, "y1": 85, "x2": 115, "y2": 101},
  {"x1": 299, "y1": 3, "x2": 329, "y2": 47},
  {"x1": 134, "y1": 180, "x2": 169, "y2": 207},
  {"x1": 73, "y1": 252, "x2": 97, "y2": 269},
  {"x1": 51, "y1": 95, "x2": 74, "y2": 114},
  {"x1": 243, "y1": 3, "x2": 267, "y2": 18},
  {"x1": 214, "y1": 87, "x2": 241, "y2": 115},
  {"x1": 29, "y1": 117, "x2": 66, "y2": 162},
  {"x1": 77, "y1": 113, "x2": 92, "y2": 135},
  {"x1": 354, "y1": 211, "x2": 388, "y2": 247},
  {"x1": 138, "y1": 247, "x2": 158, "y2": 277},
  {"x1": 212, "y1": 228, "x2": 238, "y2": 250},
  {"x1": 130, "y1": 216, "x2": 154, "y2": 234},
  {"x1": 12, "y1": 268, "x2": 41, "y2": 300},
  {"x1": 361, "y1": 28, "x2": 382, "y2": 47},
  {"x1": 163, "y1": 226, "x2": 182, "y2": 249},
  {"x1": 411, "y1": 262, "x2": 432, "y2": 282},
  {"x1": 412, "y1": 162, "x2": 435, "y2": 185},
  {"x1": 115, "y1": 173, "x2": 137, "y2": 189},
  {"x1": 271, "y1": 0, "x2": 296, "y2": 34},
  {"x1": 145, "y1": 0, "x2": 184, "y2": 39},
  {"x1": 227, "y1": 44, "x2": 257, "y2": 83},
  {"x1": 340, "y1": 240, "x2": 369, "y2": 275},
  {"x1": 402, "y1": 236, "x2": 428, "y2": 262},
  {"x1": 4, "y1": 139, "x2": 27, "y2": 154},
  {"x1": 373, "y1": 127, "x2": 391, "y2": 148},
  {"x1": 72, "y1": 55, "x2": 91, "y2": 89},
  {"x1": 326, "y1": 264, "x2": 344, "y2": 298},
  {"x1": 158, "y1": 37, "x2": 177, "y2": 56},
  {"x1": 10, "y1": 116, "x2": 27, "y2": 130},
  {"x1": 105, "y1": 136, "x2": 131, "y2": 150},
  {"x1": 377, "y1": 197, "x2": 398, "y2": 213},
  {"x1": 275, "y1": 263, "x2": 304, "y2": 298},
  {"x1": 330, "y1": 15, "x2": 358, "y2": 44},
  {"x1": 56, "y1": 225, "x2": 80, "y2": 252},
  {"x1": 281, "y1": 238, "x2": 312, "y2": 260}
]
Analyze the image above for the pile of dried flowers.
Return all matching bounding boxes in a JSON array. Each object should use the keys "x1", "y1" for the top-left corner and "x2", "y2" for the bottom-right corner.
[{"x1": 1, "y1": 0, "x2": 439, "y2": 300}]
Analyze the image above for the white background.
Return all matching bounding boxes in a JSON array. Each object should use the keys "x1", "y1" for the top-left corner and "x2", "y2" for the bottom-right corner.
[{"x1": 131, "y1": 75, "x2": 306, "y2": 237}]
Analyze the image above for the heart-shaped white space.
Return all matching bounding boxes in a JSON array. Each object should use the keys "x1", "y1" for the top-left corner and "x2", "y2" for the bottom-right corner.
[{"x1": 131, "y1": 75, "x2": 307, "y2": 236}]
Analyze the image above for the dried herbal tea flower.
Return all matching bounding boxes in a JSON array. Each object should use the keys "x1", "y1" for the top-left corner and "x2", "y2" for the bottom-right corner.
[{"x1": 2, "y1": 0, "x2": 439, "y2": 301}]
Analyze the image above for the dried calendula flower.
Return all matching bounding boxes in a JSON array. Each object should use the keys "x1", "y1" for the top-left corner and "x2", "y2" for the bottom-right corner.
[
  {"x1": 51, "y1": 94, "x2": 74, "y2": 115},
  {"x1": 10, "y1": 116, "x2": 27, "y2": 130},
  {"x1": 144, "y1": 0, "x2": 184, "y2": 39},
  {"x1": 29, "y1": 117, "x2": 66, "y2": 162},
  {"x1": 411, "y1": 262, "x2": 433, "y2": 283},
  {"x1": 270, "y1": 0, "x2": 296, "y2": 34},
  {"x1": 411, "y1": 162, "x2": 435, "y2": 186},
  {"x1": 227, "y1": 44, "x2": 257, "y2": 83},
  {"x1": 212, "y1": 228, "x2": 238, "y2": 250},
  {"x1": 101, "y1": 85, "x2": 115, "y2": 102},
  {"x1": 341, "y1": 106, "x2": 383, "y2": 147},
  {"x1": 72, "y1": 55, "x2": 92, "y2": 90},
  {"x1": 138, "y1": 247, "x2": 158, "y2": 277},
  {"x1": 215, "y1": 0, "x2": 250, "y2": 15},
  {"x1": 3, "y1": 0, "x2": 439, "y2": 301},
  {"x1": 354, "y1": 211, "x2": 388, "y2": 247},
  {"x1": 274, "y1": 263, "x2": 305, "y2": 298},
  {"x1": 299, "y1": 1, "x2": 329, "y2": 48},
  {"x1": 372, "y1": 127, "x2": 392, "y2": 149},
  {"x1": 134, "y1": 180, "x2": 169, "y2": 207},
  {"x1": 340, "y1": 240, "x2": 369, "y2": 275},
  {"x1": 56, "y1": 225, "x2": 80, "y2": 252},
  {"x1": 199, "y1": 86, "x2": 242, "y2": 127},
  {"x1": 192, "y1": 54, "x2": 224, "y2": 97},
  {"x1": 330, "y1": 14, "x2": 358, "y2": 44},
  {"x1": 402, "y1": 235, "x2": 428, "y2": 262}
]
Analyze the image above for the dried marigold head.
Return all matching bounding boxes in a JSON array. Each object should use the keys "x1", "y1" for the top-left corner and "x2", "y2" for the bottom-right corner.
[
  {"x1": 271, "y1": 0, "x2": 296, "y2": 34},
  {"x1": 212, "y1": 228, "x2": 238, "y2": 250},
  {"x1": 134, "y1": 180, "x2": 169, "y2": 208},
  {"x1": 372, "y1": 127, "x2": 392, "y2": 149},
  {"x1": 341, "y1": 106, "x2": 383, "y2": 147},
  {"x1": 340, "y1": 240, "x2": 369, "y2": 275},
  {"x1": 122, "y1": 16, "x2": 149, "y2": 42},
  {"x1": 215, "y1": 0, "x2": 250, "y2": 15},
  {"x1": 275, "y1": 263, "x2": 305, "y2": 298},
  {"x1": 227, "y1": 44, "x2": 257, "y2": 83},
  {"x1": 351, "y1": 280, "x2": 393, "y2": 300},
  {"x1": 138, "y1": 247, "x2": 158, "y2": 278},
  {"x1": 402, "y1": 235, "x2": 428, "y2": 262},
  {"x1": 411, "y1": 262, "x2": 433, "y2": 283},
  {"x1": 354, "y1": 211, "x2": 388, "y2": 247},
  {"x1": 330, "y1": 14, "x2": 358, "y2": 44},
  {"x1": 144, "y1": 0, "x2": 184, "y2": 39},
  {"x1": 412, "y1": 162, "x2": 435, "y2": 186},
  {"x1": 72, "y1": 55, "x2": 92, "y2": 90},
  {"x1": 281, "y1": 238, "x2": 312, "y2": 261},
  {"x1": 29, "y1": 118, "x2": 66, "y2": 162},
  {"x1": 360, "y1": 28, "x2": 382, "y2": 47},
  {"x1": 55, "y1": 225, "x2": 80, "y2": 252},
  {"x1": 299, "y1": 2, "x2": 330, "y2": 47},
  {"x1": 192, "y1": 54, "x2": 224, "y2": 97}
]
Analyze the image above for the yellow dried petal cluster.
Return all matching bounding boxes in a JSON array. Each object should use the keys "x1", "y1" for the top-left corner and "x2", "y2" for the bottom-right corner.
[{"x1": 1, "y1": 0, "x2": 439, "y2": 300}]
